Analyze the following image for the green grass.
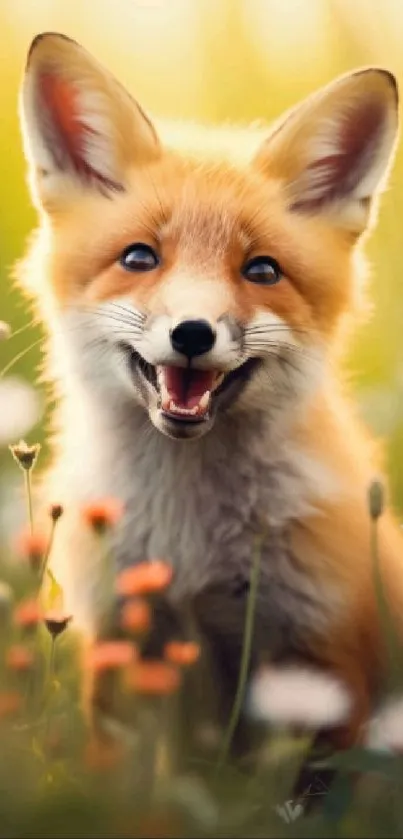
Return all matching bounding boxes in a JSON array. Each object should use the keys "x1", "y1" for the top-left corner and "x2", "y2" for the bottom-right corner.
[{"x1": 1, "y1": 449, "x2": 403, "y2": 838}]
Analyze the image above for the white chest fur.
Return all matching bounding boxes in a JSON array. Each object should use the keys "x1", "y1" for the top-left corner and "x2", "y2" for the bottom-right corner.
[{"x1": 48, "y1": 383, "x2": 341, "y2": 642}]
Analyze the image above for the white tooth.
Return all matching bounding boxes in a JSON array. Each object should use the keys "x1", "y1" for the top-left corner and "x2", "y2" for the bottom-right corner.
[
  {"x1": 167, "y1": 401, "x2": 199, "y2": 417},
  {"x1": 214, "y1": 374, "x2": 224, "y2": 390},
  {"x1": 156, "y1": 367, "x2": 170, "y2": 409},
  {"x1": 160, "y1": 381, "x2": 171, "y2": 410},
  {"x1": 198, "y1": 390, "x2": 211, "y2": 411}
]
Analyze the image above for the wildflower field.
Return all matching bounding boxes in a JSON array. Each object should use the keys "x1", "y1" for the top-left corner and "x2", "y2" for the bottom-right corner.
[
  {"x1": 0, "y1": 425, "x2": 403, "y2": 838},
  {"x1": 2, "y1": 1, "x2": 403, "y2": 836}
]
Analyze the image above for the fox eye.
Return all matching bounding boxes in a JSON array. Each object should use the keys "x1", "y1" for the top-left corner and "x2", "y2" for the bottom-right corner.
[
  {"x1": 120, "y1": 243, "x2": 159, "y2": 272},
  {"x1": 242, "y1": 256, "x2": 281, "y2": 285}
]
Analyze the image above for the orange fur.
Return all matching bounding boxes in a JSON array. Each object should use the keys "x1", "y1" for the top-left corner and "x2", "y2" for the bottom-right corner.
[{"x1": 16, "y1": 34, "x2": 403, "y2": 747}]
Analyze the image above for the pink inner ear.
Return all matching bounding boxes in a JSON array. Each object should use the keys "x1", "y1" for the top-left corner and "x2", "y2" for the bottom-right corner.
[
  {"x1": 39, "y1": 72, "x2": 87, "y2": 172},
  {"x1": 36, "y1": 70, "x2": 122, "y2": 191},
  {"x1": 293, "y1": 99, "x2": 385, "y2": 212}
]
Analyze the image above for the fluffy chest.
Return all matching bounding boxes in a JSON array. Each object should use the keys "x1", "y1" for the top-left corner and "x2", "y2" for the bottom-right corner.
[{"x1": 53, "y1": 402, "x2": 339, "y2": 639}]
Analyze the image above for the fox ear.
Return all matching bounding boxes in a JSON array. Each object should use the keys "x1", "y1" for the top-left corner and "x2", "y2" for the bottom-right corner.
[
  {"x1": 253, "y1": 68, "x2": 399, "y2": 235},
  {"x1": 20, "y1": 33, "x2": 160, "y2": 211}
]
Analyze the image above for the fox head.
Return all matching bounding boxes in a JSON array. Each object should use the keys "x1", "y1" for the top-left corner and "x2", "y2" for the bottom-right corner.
[{"x1": 18, "y1": 33, "x2": 399, "y2": 440}]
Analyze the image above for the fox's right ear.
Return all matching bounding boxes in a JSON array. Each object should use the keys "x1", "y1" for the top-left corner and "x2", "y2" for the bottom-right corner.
[
  {"x1": 20, "y1": 33, "x2": 160, "y2": 212},
  {"x1": 253, "y1": 68, "x2": 399, "y2": 237}
]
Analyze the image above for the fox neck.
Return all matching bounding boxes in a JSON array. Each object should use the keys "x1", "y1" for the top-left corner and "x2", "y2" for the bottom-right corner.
[
  {"x1": 46, "y1": 315, "x2": 339, "y2": 538},
  {"x1": 46, "y1": 334, "x2": 342, "y2": 631},
  {"x1": 55, "y1": 362, "x2": 283, "y2": 491},
  {"x1": 51, "y1": 344, "x2": 328, "y2": 531}
]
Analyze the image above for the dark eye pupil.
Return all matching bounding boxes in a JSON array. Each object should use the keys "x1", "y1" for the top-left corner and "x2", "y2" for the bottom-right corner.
[
  {"x1": 120, "y1": 244, "x2": 159, "y2": 272},
  {"x1": 243, "y1": 256, "x2": 281, "y2": 285}
]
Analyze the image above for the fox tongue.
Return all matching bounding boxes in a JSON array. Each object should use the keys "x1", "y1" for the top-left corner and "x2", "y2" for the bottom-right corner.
[{"x1": 159, "y1": 366, "x2": 216, "y2": 414}]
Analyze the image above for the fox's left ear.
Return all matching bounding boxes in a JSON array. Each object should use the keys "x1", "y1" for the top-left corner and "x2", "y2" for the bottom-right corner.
[
  {"x1": 20, "y1": 33, "x2": 160, "y2": 212},
  {"x1": 253, "y1": 68, "x2": 399, "y2": 235}
]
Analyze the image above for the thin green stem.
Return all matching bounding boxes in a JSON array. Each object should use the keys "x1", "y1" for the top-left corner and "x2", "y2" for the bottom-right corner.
[
  {"x1": 6, "y1": 319, "x2": 37, "y2": 341},
  {"x1": 215, "y1": 532, "x2": 264, "y2": 773},
  {"x1": 39, "y1": 519, "x2": 57, "y2": 588},
  {"x1": 137, "y1": 708, "x2": 160, "y2": 803},
  {"x1": 98, "y1": 533, "x2": 116, "y2": 627},
  {"x1": 43, "y1": 636, "x2": 57, "y2": 748},
  {"x1": 370, "y1": 516, "x2": 400, "y2": 692},
  {"x1": 0, "y1": 336, "x2": 43, "y2": 379},
  {"x1": 48, "y1": 637, "x2": 56, "y2": 689},
  {"x1": 43, "y1": 636, "x2": 57, "y2": 712},
  {"x1": 24, "y1": 469, "x2": 34, "y2": 536}
]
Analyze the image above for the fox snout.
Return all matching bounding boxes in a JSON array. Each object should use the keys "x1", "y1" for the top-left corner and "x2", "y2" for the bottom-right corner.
[
  {"x1": 140, "y1": 311, "x2": 242, "y2": 373},
  {"x1": 115, "y1": 307, "x2": 254, "y2": 439},
  {"x1": 170, "y1": 319, "x2": 216, "y2": 360}
]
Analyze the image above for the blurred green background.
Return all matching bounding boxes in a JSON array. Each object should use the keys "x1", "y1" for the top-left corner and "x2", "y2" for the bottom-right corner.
[{"x1": 1, "y1": 0, "x2": 403, "y2": 513}]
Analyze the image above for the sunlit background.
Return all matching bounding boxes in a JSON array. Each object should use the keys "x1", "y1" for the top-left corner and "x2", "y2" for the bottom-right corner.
[{"x1": 1, "y1": 0, "x2": 403, "y2": 530}]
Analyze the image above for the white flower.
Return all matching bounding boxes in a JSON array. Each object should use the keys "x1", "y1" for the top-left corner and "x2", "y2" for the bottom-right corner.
[
  {"x1": 0, "y1": 580, "x2": 13, "y2": 606},
  {"x1": 0, "y1": 473, "x2": 27, "y2": 552},
  {"x1": 367, "y1": 698, "x2": 403, "y2": 752},
  {"x1": 0, "y1": 377, "x2": 42, "y2": 446},
  {"x1": 0, "y1": 321, "x2": 11, "y2": 341},
  {"x1": 246, "y1": 664, "x2": 352, "y2": 729},
  {"x1": 275, "y1": 800, "x2": 304, "y2": 824},
  {"x1": 0, "y1": 580, "x2": 14, "y2": 621}
]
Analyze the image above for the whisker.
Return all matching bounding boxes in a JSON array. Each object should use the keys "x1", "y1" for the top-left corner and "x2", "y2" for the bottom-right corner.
[
  {"x1": 133, "y1": 218, "x2": 159, "y2": 240},
  {"x1": 242, "y1": 203, "x2": 271, "y2": 237},
  {"x1": 72, "y1": 311, "x2": 144, "y2": 330},
  {"x1": 93, "y1": 315, "x2": 144, "y2": 329},
  {"x1": 103, "y1": 302, "x2": 147, "y2": 321},
  {"x1": 82, "y1": 307, "x2": 144, "y2": 324},
  {"x1": 242, "y1": 342, "x2": 320, "y2": 365},
  {"x1": 245, "y1": 327, "x2": 298, "y2": 335},
  {"x1": 129, "y1": 181, "x2": 166, "y2": 233},
  {"x1": 65, "y1": 319, "x2": 144, "y2": 336},
  {"x1": 146, "y1": 169, "x2": 168, "y2": 227},
  {"x1": 81, "y1": 341, "x2": 115, "y2": 368},
  {"x1": 279, "y1": 353, "x2": 309, "y2": 384},
  {"x1": 98, "y1": 328, "x2": 143, "y2": 337},
  {"x1": 82, "y1": 337, "x2": 109, "y2": 351},
  {"x1": 66, "y1": 302, "x2": 146, "y2": 324},
  {"x1": 245, "y1": 325, "x2": 309, "y2": 337},
  {"x1": 244, "y1": 337, "x2": 312, "y2": 351}
]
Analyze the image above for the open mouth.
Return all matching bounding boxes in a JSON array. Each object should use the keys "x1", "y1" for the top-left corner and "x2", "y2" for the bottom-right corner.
[
  {"x1": 125, "y1": 348, "x2": 260, "y2": 423},
  {"x1": 157, "y1": 365, "x2": 222, "y2": 422}
]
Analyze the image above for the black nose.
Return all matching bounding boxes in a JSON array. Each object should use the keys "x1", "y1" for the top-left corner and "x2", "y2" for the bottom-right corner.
[{"x1": 170, "y1": 319, "x2": 216, "y2": 359}]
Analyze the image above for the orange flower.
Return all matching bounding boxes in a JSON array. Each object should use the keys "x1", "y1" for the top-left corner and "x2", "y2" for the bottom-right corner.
[
  {"x1": 0, "y1": 691, "x2": 22, "y2": 718},
  {"x1": 126, "y1": 660, "x2": 181, "y2": 695},
  {"x1": 13, "y1": 598, "x2": 43, "y2": 628},
  {"x1": 117, "y1": 561, "x2": 173, "y2": 597},
  {"x1": 164, "y1": 641, "x2": 201, "y2": 667},
  {"x1": 15, "y1": 529, "x2": 47, "y2": 572},
  {"x1": 5, "y1": 645, "x2": 34, "y2": 671},
  {"x1": 86, "y1": 641, "x2": 137, "y2": 672},
  {"x1": 84, "y1": 736, "x2": 124, "y2": 771},
  {"x1": 82, "y1": 498, "x2": 124, "y2": 533},
  {"x1": 120, "y1": 599, "x2": 151, "y2": 634}
]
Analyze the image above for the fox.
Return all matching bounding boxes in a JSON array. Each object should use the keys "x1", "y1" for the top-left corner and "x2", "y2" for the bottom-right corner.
[{"x1": 16, "y1": 32, "x2": 403, "y2": 752}]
